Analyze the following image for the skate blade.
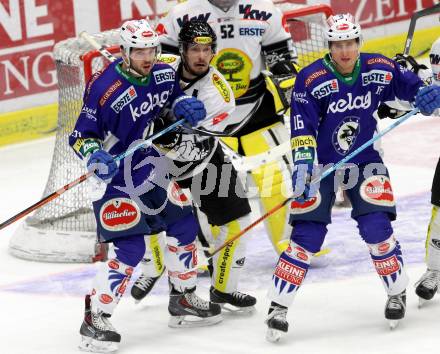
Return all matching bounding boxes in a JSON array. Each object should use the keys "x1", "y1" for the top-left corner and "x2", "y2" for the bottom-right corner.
[
  {"x1": 220, "y1": 303, "x2": 256, "y2": 315},
  {"x1": 168, "y1": 314, "x2": 223, "y2": 328},
  {"x1": 388, "y1": 320, "x2": 400, "y2": 330},
  {"x1": 266, "y1": 328, "x2": 283, "y2": 343},
  {"x1": 418, "y1": 297, "x2": 428, "y2": 308},
  {"x1": 79, "y1": 336, "x2": 118, "y2": 353}
]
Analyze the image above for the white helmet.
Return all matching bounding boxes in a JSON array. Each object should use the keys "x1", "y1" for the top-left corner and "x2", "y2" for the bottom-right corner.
[
  {"x1": 430, "y1": 37, "x2": 440, "y2": 86},
  {"x1": 325, "y1": 14, "x2": 362, "y2": 42},
  {"x1": 119, "y1": 19, "x2": 160, "y2": 58}
]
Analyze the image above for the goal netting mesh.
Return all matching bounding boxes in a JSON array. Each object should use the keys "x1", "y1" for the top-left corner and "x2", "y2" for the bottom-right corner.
[{"x1": 8, "y1": 4, "x2": 332, "y2": 263}]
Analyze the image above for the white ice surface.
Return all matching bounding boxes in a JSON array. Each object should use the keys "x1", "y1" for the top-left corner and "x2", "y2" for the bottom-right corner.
[{"x1": 1, "y1": 113, "x2": 440, "y2": 354}]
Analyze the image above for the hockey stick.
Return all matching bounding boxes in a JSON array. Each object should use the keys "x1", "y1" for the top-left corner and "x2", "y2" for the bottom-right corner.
[
  {"x1": 79, "y1": 31, "x2": 117, "y2": 63},
  {"x1": 208, "y1": 108, "x2": 420, "y2": 257},
  {"x1": 403, "y1": 3, "x2": 440, "y2": 56},
  {"x1": 0, "y1": 119, "x2": 186, "y2": 232}
]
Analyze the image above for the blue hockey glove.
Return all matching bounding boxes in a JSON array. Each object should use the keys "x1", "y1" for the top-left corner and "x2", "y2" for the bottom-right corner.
[
  {"x1": 173, "y1": 96, "x2": 206, "y2": 127},
  {"x1": 87, "y1": 149, "x2": 118, "y2": 182},
  {"x1": 292, "y1": 147, "x2": 316, "y2": 203},
  {"x1": 415, "y1": 85, "x2": 440, "y2": 115}
]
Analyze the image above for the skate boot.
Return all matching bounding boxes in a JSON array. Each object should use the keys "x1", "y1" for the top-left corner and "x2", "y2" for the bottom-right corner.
[
  {"x1": 415, "y1": 269, "x2": 440, "y2": 307},
  {"x1": 265, "y1": 302, "x2": 289, "y2": 342},
  {"x1": 210, "y1": 286, "x2": 256, "y2": 314},
  {"x1": 130, "y1": 268, "x2": 165, "y2": 303},
  {"x1": 79, "y1": 295, "x2": 121, "y2": 353},
  {"x1": 168, "y1": 286, "x2": 222, "y2": 328},
  {"x1": 385, "y1": 290, "x2": 406, "y2": 330}
]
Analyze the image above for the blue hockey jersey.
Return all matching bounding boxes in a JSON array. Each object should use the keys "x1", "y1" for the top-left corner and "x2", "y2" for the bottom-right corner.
[
  {"x1": 69, "y1": 59, "x2": 184, "y2": 193},
  {"x1": 290, "y1": 53, "x2": 424, "y2": 165}
]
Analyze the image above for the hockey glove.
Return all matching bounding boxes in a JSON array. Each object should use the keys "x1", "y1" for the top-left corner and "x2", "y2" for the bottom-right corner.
[
  {"x1": 87, "y1": 149, "x2": 118, "y2": 182},
  {"x1": 173, "y1": 96, "x2": 206, "y2": 127},
  {"x1": 377, "y1": 103, "x2": 409, "y2": 120},
  {"x1": 415, "y1": 85, "x2": 440, "y2": 115},
  {"x1": 292, "y1": 147, "x2": 316, "y2": 203},
  {"x1": 393, "y1": 53, "x2": 428, "y2": 75}
]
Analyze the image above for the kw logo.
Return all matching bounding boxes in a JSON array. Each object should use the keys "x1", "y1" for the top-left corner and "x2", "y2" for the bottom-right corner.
[
  {"x1": 177, "y1": 13, "x2": 211, "y2": 27},
  {"x1": 430, "y1": 53, "x2": 440, "y2": 65},
  {"x1": 239, "y1": 5, "x2": 272, "y2": 21}
]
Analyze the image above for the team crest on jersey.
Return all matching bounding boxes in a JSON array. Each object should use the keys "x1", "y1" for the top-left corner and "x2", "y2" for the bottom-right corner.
[
  {"x1": 362, "y1": 70, "x2": 393, "y2": 86},
  {"x1": 290, "y1": 192, "x2": 321, "y2": 214},
  {"x1": 111, "y1": 86, "x2": 137, "y2": 113},
  {"x1": 332, "y1": 116, "x2": 360, "y2": 155},
  {"x1": 311, "y1": 79, "x2": 339, "y2": 99},
  {"x1": 212, "y1": 73, "x2": 231, "y2": 102},
  {"x1": 99, "y1": 198, "x2": 141, "y2": 231},
  {"x1": 360, "y1": 175, "x2": 395, "y2": 207},
  {"x1": 153, "y1": 68, "x2": 175, "y2": 84}
]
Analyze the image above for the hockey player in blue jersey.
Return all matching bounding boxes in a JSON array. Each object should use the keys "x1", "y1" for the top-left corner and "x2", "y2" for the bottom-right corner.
[
  {"x1": 69, "y1": 19, "x2": 222, "y2": 353},
  {"x1": 265, "y1": 14, "x2": 440, "y2": 342}
]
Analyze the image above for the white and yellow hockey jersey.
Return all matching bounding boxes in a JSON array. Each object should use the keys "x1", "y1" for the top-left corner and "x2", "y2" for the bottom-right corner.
[
  {"x1": 156, "y1": 54, "x2": 235, "y2": 176},
  {"x1": 156, "y1": 0, "x2": 293, "y2": 124}
]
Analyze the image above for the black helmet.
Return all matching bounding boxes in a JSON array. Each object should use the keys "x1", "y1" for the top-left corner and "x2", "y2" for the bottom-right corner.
[{"x1": 178, "y1": 19, "x2": 217, "y2": 54}]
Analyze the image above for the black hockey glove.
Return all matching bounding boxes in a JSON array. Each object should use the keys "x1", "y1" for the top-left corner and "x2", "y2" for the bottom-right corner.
[
  {"x1": 377, "y1": 103, "x2": 410, "y2": 120},
  {"x1": 393, "y1": 53, "x2": 428, "y2": 74}
]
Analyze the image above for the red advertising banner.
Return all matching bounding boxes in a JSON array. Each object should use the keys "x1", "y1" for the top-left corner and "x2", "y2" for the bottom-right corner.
[
  {"x1": 0, "y1": 0, "x2": 439, "y2": 105},
  {"x1": 0, "y1": 0, "x2": 164, "y2": 104},
  {"x1": 330, "y1": 0, "x2": 439, "y2": 29}
]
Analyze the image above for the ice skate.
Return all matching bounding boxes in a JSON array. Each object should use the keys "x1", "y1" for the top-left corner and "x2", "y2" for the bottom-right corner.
[
  {"x1": 168, "y1": 286, "x2": 222, "y2": 328},
  {"x1": 265, "y1": 303, "x2": 289, "y2": 342},
  {"x1": 131, "y1": 268, "x2": 165, "y2": 303},
  {"x1": 415, "y1": 269, "x2": 440, "y2": 307},
  {"x1": 210, "y1": 286, "x2": 256, "y2": 314},
  {"x1": 384, "y1": 290, "x2": 406, "y2": 330},
  {"x1": 79, "y1": 295, "x2": 121, "y2": 353}
]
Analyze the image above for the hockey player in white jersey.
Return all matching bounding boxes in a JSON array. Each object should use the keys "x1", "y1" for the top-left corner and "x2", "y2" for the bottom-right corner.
[
  {"x1": 131, "y1": 19, "x2": 257, "y2": 312},
  {"x1": 138, "y1": 0, "x2": 299, "y2": 305}
]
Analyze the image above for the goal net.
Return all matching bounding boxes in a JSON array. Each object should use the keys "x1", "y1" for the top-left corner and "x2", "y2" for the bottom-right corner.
[{"x1": 8, "y1": 3, "x2": 333, "y2": 263}]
